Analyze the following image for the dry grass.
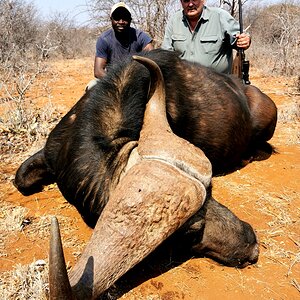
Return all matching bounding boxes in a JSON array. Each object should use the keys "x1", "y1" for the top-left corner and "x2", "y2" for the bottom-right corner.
[
  {"x1": 0, "y1": 197, "x2": 87, "y2": 299},
  {"x1": 0, "y1": 203, "x2": 29, "y2": 234},
  {"x1": 0, "y1": 261, "x2": 49, "y2": 300},
  {"x1": 278, "y1": 99, "x2": 300, "y2": 123},
  {"x1": 0, "y1": 203, "x2": 29, "y2": 260},
  {"x1": 276, "y1": 94, "x2": 300, "y2": 145},
  {"x1": 0, "y1": 101, "x2": 63, "y2": 163},
  {"x1": 0, "y1": 196, "x2": 50, "y2": 299}
]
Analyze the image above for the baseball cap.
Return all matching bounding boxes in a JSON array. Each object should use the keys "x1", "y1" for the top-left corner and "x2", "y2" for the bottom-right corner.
[{"x1": 110, "y1": 2, "x2": 131, "y2": 17}]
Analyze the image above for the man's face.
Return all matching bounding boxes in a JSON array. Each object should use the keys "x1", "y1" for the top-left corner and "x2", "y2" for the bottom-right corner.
[
  {"x1": 181, "y1": 0, "x2": 204, "y2": 20},
  {"x1": 111, "y1": 8, "x2": 131, "y2": 33}
]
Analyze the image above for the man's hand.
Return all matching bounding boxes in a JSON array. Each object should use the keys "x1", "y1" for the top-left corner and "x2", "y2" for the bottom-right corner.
[{"x1": 236, "y1": 33, "x2": 251, "y2": 50}]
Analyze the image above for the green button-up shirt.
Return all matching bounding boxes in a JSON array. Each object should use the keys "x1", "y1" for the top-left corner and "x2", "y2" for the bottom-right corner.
[{"x1": 161, "y1": 6, "x2": 240, "y2": 74}]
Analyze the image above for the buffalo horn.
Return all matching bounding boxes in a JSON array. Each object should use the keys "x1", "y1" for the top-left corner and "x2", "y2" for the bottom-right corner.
[{"x1": 49, "y1": 216, "x2": 74, "y2": 299}]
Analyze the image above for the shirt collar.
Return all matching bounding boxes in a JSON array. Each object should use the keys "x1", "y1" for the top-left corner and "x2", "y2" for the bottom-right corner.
[{"x1": 201, "y1": 6, "x2": 209, "y2": 21}]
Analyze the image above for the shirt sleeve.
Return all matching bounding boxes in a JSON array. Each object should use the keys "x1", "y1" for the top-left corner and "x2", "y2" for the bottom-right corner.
[
  {"x1": 138, "y1": 31, "x2": 153, "y2": 49},
  {"x1": 220, "y1": 10, "x2": 240, "y2": 46},
  {"x1": 161, "y1": 16, "x2": 174, "y2": 50},
  {"x1": 95, "y1": 35, "x2": 110, "y2": 59}
]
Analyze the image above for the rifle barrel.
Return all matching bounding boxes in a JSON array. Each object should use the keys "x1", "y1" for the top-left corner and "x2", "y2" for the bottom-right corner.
[{"x1": 238, "y1": 0, "x2": 243, "y2": 33}]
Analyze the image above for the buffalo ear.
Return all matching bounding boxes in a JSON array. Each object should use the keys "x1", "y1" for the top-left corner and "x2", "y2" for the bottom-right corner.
[{"x1": 14, "y1": 149, "x2": 55, "y2": 195}]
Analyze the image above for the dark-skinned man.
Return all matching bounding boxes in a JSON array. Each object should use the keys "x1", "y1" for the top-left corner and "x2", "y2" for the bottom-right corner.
[{"x1": 94, "y1": 2, "x2": 153, "y2": 79}]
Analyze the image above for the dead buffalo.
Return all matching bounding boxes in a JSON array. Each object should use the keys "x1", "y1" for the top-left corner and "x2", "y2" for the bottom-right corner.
[
  {"x1": 47, "y1": 56, "x2": 259, "y2": 299},
  {"x1": 13, "y1": 50, "x2": 276, "y2": 297},
  {"x1": 14, "y1": 49, "x2": 277, "y2": 228}
]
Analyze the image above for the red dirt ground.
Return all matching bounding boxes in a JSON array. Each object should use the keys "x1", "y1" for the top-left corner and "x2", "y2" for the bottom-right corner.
[{"x1": 0, "y1": 58, "x2": 299, "y2": 299}]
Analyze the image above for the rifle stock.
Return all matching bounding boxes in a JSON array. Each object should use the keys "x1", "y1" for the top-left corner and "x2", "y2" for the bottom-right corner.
[{"x1": 232, "y1": 0, "x2": 251, "y2": 85}]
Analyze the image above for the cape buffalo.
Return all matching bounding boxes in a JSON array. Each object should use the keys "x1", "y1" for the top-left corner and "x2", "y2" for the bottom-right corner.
[
  {"x1": 13, "y1": 50, "x2": 276, "y2": 297},
  {"x1": 48, "y1": 56, "x2": 259, "y2": 299}
]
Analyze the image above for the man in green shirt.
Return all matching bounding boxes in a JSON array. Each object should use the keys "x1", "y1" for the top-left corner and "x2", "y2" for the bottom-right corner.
[{"x1": 161, "y1": 0, "x2": 251, "y2": 74}]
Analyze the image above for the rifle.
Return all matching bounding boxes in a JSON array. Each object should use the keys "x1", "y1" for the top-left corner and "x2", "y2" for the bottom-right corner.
[{"x1": 232, "y1": 0, "x2": 251, "y2": 84}]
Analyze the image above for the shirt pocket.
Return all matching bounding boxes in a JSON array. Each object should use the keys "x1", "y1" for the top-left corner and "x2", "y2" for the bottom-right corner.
[
  {"x1": 171, "y1": 34, "x2": 187, "y2": 55},
  {"x1": 200, "y1": 35, "x2": 220, "y2": 54}
]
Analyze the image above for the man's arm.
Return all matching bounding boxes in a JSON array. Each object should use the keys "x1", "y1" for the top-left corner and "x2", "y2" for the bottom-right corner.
[
  {"x1": 143, "y1": 42, "x2": 154, "y2": 51},
  {"x1": 94, "y1": 56, "x2": 107, "y2": 78},
  {"x1": 161, "y1": 17, "x2": 174, "y2": 51}
]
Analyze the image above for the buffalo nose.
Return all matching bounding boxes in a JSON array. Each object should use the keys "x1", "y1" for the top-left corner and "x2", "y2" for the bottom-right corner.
[
  {"x1": 249, "y1": 242, "x2": 259, "y2": 264},
  {"x1": 239, "y1": 242, "x2": 259, "y2": 268}
]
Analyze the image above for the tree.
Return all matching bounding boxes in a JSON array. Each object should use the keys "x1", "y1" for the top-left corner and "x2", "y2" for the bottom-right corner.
[
  {"x1": 249, "y1": 1, "x2": 300, "y2": 75},
  {"x1": 0, "y1": 0, "x2": 48, "y2": 141},
  {"x1": 87, "y1": 0, "x2": 180, "y2": 46},
  {"x1": 34, "y1": 10, "x2": 96, "y2": 60},
  {"x1": 0, "y1": 0, "x2": 39, "y2": 64}
]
